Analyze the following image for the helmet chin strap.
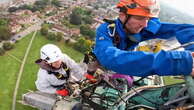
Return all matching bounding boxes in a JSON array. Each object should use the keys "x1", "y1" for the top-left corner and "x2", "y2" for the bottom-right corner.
[{"x1": 122, "y1": 14, "x2": 131, "y2": 34}]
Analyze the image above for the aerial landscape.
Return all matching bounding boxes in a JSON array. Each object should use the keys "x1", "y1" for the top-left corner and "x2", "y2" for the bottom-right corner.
[{"x1": 1, "y1": 0, "x2": 194, "y2": 110}]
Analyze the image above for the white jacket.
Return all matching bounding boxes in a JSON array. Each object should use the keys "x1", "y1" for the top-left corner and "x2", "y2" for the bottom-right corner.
[{"x1": 35, "y1": 54, "x2": 86, "y2": 94}]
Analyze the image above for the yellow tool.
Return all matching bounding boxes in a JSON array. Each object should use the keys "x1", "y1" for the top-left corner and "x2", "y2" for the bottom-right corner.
[{"x1": 136, "y1": 40, "x2": 162, "y2": 53}]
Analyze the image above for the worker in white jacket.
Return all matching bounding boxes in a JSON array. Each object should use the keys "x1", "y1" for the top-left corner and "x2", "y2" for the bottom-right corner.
[{"x1": 35, "y1": 44, "x2": 86, "y2": 96}]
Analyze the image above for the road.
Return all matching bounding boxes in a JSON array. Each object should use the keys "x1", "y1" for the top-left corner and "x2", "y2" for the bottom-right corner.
[{"x1": 10, "y1": 21, "x2": 43, "y2": 43}]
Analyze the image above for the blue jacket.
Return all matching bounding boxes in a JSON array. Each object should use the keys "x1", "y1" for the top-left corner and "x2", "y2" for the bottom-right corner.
[{"x1": 93, "y1": 18, "x2": 194, "y2": 77}]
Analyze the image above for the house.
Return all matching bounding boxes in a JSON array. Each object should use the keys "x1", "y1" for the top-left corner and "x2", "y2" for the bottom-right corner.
[
  {"x1": 8, "y1": 9, "x2": 40, "y2": 25},
  {"x1": 9, "y1": 22, "x2": 22, "y2": 34},
  {"x1": 85, "y1": 6, "x2": 94, "y2": 10},
  {"x1": 20, "y1": 0, "x2": 36, "y2": 5},
  {"x1": 51, "y1": 24, "x2": 80, "y2": 37},
  {"x1": 14, "y1": 10, "x2": 33, "y2": 16},
  {"x1": 69, "y1": 28, "x2": 80, "y2": 36},
  {"x1": 44, "y1": 6, "x2": 56, "y2": 14},
  {"x1": 51, "y1": 24, "x2": 68, "y2": 36},
  {"x1": 46, "y1": 20, "x2": 55, "y2": 24},
  {"x1": 17, "y1": 14, "x2": 39, "y2": 24},
  {"x1": 59, "y1": 0, "x2": 76, "y2": 8}
]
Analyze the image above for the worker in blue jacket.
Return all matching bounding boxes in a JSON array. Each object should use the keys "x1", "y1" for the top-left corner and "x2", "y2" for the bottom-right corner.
[{"x1": 93, "y1": 0, "x2": 194, "y2": 77}]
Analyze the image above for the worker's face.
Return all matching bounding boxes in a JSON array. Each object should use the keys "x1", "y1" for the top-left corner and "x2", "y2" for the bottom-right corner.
[
  {"x1": 124, "y1": 15, "x2": 149, "y2": 34},
  {"x1": 51, "y1": 59, "x2": 62, "y2": 69}
]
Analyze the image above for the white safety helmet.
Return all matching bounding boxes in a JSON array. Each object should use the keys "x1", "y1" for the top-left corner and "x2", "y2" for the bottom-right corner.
[{"x1": 40, "y1": 44, "x2": 63, "y2": 63}]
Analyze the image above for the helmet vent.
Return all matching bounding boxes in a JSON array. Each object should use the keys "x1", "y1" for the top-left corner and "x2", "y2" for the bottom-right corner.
[{"x1": 45, "y1": 57, "x2": 50, "y2": 60}]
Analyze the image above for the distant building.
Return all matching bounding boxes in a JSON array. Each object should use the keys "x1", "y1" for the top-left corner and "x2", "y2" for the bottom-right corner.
[
  {"x1": 69, "y1": 28, "x2": 80, "y2": 36},
  {"x1": 16, "y1": 14, "x2": 39, "y2": 24},
  {"x1": 11, "y1": 0, "x2": 36, "y2": 6},
  {"x1": 20, "y1": 0, "x2": 36, "y2": 5},
  {"x1": 44, "y1": 6, "x2": 56, "y2": 14},
  {"x1": 8, "y1": 10, "x2": 40, "y2": 29},
  {"x1": 46, "y1": 20, "x2": 55, "y2": 24},
  {"x1": 51, "y1": 24, "x2": 68, "y2": 36},
  {"x1": 9, "y1": 22, "x2": 22, "y2": 34},
  {"x1": 51, "y1": 24, "x2": 80, "y2": 37},
  {"x1": 14, "y1": 10, "x2": 33, "y2": 16},
  {"x1": 58, "y1": 0, "x2": 75, "y2": 8},
  {"x1": 85, "y1": 6, "x2": 94, "y2": 10}
]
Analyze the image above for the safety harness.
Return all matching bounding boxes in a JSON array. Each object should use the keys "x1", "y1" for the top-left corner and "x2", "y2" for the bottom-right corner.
[
  {"x1": 35, "y1": 59, "x2": 70, "y2": 80},
  {"x1": 48, "y1": 62, "x2": 70, "y2": 80}
]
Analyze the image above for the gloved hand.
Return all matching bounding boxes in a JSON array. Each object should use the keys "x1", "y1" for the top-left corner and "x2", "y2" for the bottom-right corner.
[
  {"x1": 84, "y1": 73, "x2": 97, "y2": 83},
  {"x1": 56, "y1": 89, "x2": 69, "y2": 96}
]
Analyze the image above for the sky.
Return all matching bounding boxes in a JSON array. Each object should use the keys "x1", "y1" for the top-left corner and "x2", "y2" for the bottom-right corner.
[
  {"x1": 0, "y1": 0, "x2": 12, "y2": 3},
  {"x1": 160, "y1": 0, "x2": 194, "y2": 17}
]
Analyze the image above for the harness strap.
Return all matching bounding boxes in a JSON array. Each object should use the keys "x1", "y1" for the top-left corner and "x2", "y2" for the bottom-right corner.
[
  {"x1": 48, "y1": 62, "x2": 70, "y2": 80},
  {"x1": 50, "y1": 83, "x2": 65, "y2": 88}
]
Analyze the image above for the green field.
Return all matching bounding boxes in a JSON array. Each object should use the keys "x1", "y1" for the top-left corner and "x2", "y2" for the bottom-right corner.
[
  {"x1": 0, "y1": 32, "x2": 83, "y2": 110},
  {"x1": 163, "y1": 76, "x2": 184, "y2": 85}
]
